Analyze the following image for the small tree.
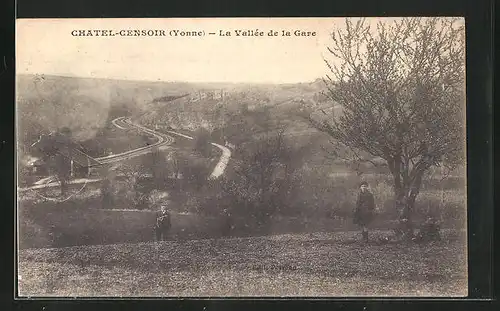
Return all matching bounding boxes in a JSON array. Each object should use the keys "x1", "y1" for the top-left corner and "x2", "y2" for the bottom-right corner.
[
  {"x1": 147, "y1": 146, "x2": 168, "y2": 185},
  {"x1": 308, "y1": 18, "x2": 465, "y2": 238},
  {"x1": 222, "y1": 127, "x2": 302, "y2": 228},
  {"x1": 178, "y1": 157, "x2": 211, "y2": 191},
  {"x1": 193, "y1": 127, "x2": 213, "y2": 158},
  {"x1": 32, "y1": 127, "x2": 76, "y2": 195}
]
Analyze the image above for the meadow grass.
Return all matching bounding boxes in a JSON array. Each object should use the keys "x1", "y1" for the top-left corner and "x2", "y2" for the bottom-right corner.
[
  {"x1": 18, "y1": 231, "x2": 467, "y2": 297},
  {"x1": 18, "y1": 169, "x2": 466, "y2": 249}
]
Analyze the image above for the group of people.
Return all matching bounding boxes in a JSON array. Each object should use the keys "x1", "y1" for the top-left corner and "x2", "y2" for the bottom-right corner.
[
  {"x1": 353, "y1": 181, "x2": 441, "y2": 243},
  {"x1": 153, "y1": 181, "x2": 377, "y2": 243},
  {"x1": 154, "y1": 181, "x2": 438, "y2": 243}
]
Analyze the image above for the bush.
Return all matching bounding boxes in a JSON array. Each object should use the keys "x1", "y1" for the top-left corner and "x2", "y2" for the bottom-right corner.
[
  {"x1": 414, "y1": 191, "x2": 466, "y2": 226},
  {"x1": 148, "y1": 189, "x2": 170, "y2": 209},
  {"x1": 192, "y1": 127, "x2": 213, "y2": 158}
]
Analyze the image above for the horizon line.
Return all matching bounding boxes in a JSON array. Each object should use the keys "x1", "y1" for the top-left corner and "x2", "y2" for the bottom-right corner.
[{"x1": 17, "y1": 73, "x2": 326, "y2": 86}]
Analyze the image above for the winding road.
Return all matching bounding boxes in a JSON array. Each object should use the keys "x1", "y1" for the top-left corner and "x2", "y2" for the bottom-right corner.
[
  {"x1": 96, "y1": 117, "x2": 174, "y2": 164},
  {"x1": 160, "y1": 127, "x2": 232, "y2": 180},
  {"x1": 19, "y1": 117, "x2": 232, "y2": 191},
  {"x1": 107, "y1": 118, "x2": 232, "y2": 179},
  {"x1": 209, "y1": 142, "x2": 231, "y2": 179}
]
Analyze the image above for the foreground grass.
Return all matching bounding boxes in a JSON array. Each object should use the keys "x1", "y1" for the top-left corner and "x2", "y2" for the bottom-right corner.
[{"x1": 18, "y1": 231, "x2": 467, "y2": 297}]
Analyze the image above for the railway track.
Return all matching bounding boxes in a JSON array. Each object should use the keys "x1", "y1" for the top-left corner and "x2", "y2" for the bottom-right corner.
[
  {"x1": 96, "y1": 117, "x2": 174, "y2": 164},
  {"x1": 19, "y1": 116, "x2": 234, "y2": 193},
  {"x1": 18, "y1": 118, "x2": 175, "y2": 192}
]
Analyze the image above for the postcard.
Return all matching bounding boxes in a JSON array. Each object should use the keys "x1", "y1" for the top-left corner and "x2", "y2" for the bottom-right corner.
[{"x1": 16, "y1": 17, "x2": 467, "y2": 297}]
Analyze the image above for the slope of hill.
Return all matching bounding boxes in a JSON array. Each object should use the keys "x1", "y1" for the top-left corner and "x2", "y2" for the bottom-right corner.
[
  {"x1": 138, "y1": 78, "x2": 329, "y2": 133},
  {"x1": 16, "y1": 74, "x2": 202, "y2": 147},
  {"x1": 18, "y1": 231, "x2": 467, "y2": 297},
  {"x1": 17, "y1": 74, "x2": 334, "y2": 175},
  {"x1": 17, "y1": 74, "x2": 328, "y2": 146}
]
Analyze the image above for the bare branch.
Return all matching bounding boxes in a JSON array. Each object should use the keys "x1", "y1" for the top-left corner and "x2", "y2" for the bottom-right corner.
[{"x1": 317, "y1": 17, "x2": 465, "y2": 213}]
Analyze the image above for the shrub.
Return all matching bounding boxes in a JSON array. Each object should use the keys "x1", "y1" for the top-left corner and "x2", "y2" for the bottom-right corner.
[
  {"x1": 414, "y1": 190, "x2": 466, "y2": 226},
  {"x1": 192, "y1": 127, "x2": 213, "y2": 158}
]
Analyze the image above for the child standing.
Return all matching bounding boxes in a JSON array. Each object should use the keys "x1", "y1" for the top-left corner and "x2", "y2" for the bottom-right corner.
[
  {"x1": 353, "y1": 181, "x2": 376, "y2": 242},
  {"x1": 155, "y1": 204, "x2": 171, "y2": 241}
]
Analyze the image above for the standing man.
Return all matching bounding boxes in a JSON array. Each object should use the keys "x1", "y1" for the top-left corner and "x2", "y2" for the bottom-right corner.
[
  {"x1": 353, "y1": 181, "x2": 376, "y2": 242},
  {"x1": 155, "y1": 204, "x2": 171, "y2": 241},
  {"x1": 100, "y1": 178, "x2": 114, "y2": 209}
]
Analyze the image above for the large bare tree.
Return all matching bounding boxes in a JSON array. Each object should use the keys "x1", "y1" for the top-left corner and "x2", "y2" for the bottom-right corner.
[{"x1": 309, "y1": 18, "x2": 465, "y2": 236}]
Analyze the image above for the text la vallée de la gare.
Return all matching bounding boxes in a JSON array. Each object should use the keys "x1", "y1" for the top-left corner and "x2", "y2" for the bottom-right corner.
[{"x1": 70, "y1": 29, "x2": 317, "y2": 37}]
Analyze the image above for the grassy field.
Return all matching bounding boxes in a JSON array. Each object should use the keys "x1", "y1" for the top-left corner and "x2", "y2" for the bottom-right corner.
[
  {"x1": 17, "y1": 74, "x2": 467, "y2": 297},
  {"x1": 18, "y1": 199, "x2": 223, "y2": 249},
  {"x1": 18, "y1": 231, "x2": 467, "y2": 297}
]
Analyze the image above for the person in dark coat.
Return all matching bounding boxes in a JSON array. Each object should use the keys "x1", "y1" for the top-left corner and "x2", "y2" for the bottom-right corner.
[
  {"x1": 154, "y1": 204, "x2": 171, "y2": 241},
  {"x1": 100, "y1": 178, "x2": 114, "y2": 209},
  {"x1": 353, "y1": 181, "x2": 376, "y2": 242}
]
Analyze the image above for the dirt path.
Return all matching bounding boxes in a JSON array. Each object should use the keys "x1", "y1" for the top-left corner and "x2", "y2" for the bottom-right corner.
[
  {"x1": 161, "y1": 127, "x2": 232, "y2": 179},
  {"x1": 19, "y1": 117, "x2": 233, "y2": 192},
  {"x1": 209, "y1": 142, "x2": 231, "y2": 179}
]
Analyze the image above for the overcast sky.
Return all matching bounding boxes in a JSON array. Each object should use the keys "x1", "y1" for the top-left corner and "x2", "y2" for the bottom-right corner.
[
  {"x1": 16, "y1": 18, "x2": 462, "y2": 84},
  {"x1": 16, "y1": 18, "x2": 349, "y2": 83}
]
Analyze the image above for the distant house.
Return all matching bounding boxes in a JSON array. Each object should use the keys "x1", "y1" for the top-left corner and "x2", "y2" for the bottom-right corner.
[
  {"x1": 213, "y1": 89, "x2": 228, "y2": 100},
  {"x1": 190, "y1": 93, "x2": 200, "y2": 101},
  {"x1": 58, "y1": 147, "x2": 102, "y2": 178},
  {"x1": 27, "y1": 147, "x2": 102, "y2": 179},
  {"x1": 30, "y1": 158, "x2": 49, "y2": 176}
]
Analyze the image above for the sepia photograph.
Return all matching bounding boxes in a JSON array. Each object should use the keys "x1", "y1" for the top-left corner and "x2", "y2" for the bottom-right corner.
[{"x1": 16, "y1": 17, "x2": 467, "y2": 297}]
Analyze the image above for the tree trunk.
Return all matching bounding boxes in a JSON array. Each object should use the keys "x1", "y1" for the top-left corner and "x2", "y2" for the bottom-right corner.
[
  {"x1": 392, "y1": 167, "x2": 425, "y2": 240},
  {"x1": 400, "y1": 196, "x2": 415, "y2": 239},
  {"x1": 389, "y1": 154, "x2": 420, "y2": 240}
]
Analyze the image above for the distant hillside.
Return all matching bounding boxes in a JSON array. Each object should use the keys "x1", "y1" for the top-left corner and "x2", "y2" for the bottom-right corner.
[
  {"x1": 17, "y1": 74, "x2": 330, "y2": 157},
  {"x1": 138, "y1": 78, "x2": 329, "y2": 132},
  {"x1": 16, "y1": 74, "x2": 200, "y2": 148}
]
